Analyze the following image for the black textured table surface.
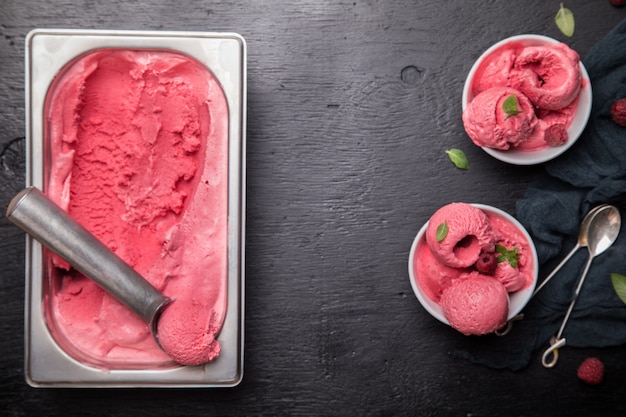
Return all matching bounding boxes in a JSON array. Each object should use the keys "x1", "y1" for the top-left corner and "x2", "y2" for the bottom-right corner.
[{"x1": 2, "y1": 1, "x2": 626, "y2": 416}]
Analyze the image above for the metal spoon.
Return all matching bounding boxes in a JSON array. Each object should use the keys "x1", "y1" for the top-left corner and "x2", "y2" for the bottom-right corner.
[
  {"x1": 541, "y1": 204, "x2": 621, "y2": 368},
  {"x1": 5, "y1": 187, "x2": 172, "y2": 344}
]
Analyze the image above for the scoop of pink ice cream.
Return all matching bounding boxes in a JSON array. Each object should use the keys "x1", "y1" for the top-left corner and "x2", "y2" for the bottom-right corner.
[
  {"x1": 462, "y1": 87, "x2": 538, "y2": 150},
  {"x1": 426, "y1": 203, "x2": 495, "y2": 268},
  {"x1": 157, "y1": 300, "x2": 221, "y2": 366},
  {"x1": 488, "y1": 213, "x2": 534, "y2": 292},
  {"x1": 493, "y1": 261, "x2": 525, "y2": 292},
  {"x1": 413, "y1": 238, "x2": 467, "y2": 302},
  {"x1": 512, "y1": 44, "x2": 581, "y2": 111},
  {"x1": 440, "y1": 273, "x2": 509, "y2": 336},
  {"x1": 471, "y1": 47, "x2": 517, "y2": 97}
]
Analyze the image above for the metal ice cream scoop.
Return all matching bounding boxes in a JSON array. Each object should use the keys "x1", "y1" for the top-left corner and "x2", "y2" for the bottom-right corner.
[{"x1": 5, "y1": 186, "x2": 171, "y2": 340}]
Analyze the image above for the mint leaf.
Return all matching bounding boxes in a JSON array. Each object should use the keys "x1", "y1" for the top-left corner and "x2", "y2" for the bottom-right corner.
[
  {"x1": 555, "y1": 3, "x2": 575, "y2": 38},
  {"x1": 502, "y1": 94, "x2": 523, "y2": 119},
  {"x1": 445, "y1": 148, "x2": 469, "y2": 170},
  {"x1": 436, "y1": 222, "x2": 449, "y2": 242},
  {"x1": 495, "y1": 244, "x2": 520, "y2": 268},
  {"x1": 611, "y1": 273, "x2": 626, "y2": 304}
]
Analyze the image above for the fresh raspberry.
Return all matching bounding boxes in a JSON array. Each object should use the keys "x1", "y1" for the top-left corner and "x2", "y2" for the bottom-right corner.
[
  {"x1": 577, "y1": 357, "x2": 604, "y2": 385},
  {"x1": 475, "y1": 251, "x2": 497, "y2": 275},
  {"x1": 610, "y1": 0, "x2": 625, "y2": 7},
  {"x1": 611, "y1": 98, "x2": 626, "y2": 126},
  {"x1": 544, "y1": 123, "x2": 568, "y2": 147}
]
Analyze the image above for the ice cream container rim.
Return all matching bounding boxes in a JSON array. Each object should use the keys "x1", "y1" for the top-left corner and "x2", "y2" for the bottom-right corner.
[
  {"x1": 23, "y1": 28, "x2": 246, "y2": 388},
  {"x1": 408, "y1": 203, "x2": 539, "y2": 327},
  {"x1": 462, "y1": 34, "x2": 592, "y2": 166}
]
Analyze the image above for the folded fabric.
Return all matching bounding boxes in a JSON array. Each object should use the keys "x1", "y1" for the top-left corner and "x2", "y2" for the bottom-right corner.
[{"x1": 452, "y1": 18, "x2": 626, "y2": 371}]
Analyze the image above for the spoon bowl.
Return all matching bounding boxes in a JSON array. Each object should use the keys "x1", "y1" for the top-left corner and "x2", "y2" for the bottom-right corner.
[{"x1": 587, "y1": 205, "x2": 621, "y2": 256}]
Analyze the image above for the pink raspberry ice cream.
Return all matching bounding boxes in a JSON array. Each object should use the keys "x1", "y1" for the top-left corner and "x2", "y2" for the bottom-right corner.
[
  {"x1": 45, "y1": 48, "x2": 229, "y2": 368},
  {"x1": 440, "y1": 273, "x2": 509, "y2": 336},
  {"x1": 462, "y1": 87, "x2": 538, "y2": 150},
  {"x1": 426, "y1": 203, "x2": 495, "y2": 268},
  {"x1": 470, "y1": 49, "x2": 517, "y2": 95},
  {"x1": 414, "y1": 203, "x2": 535, "y2": 336},
  {"x1": 494, "y1": 261, "x2": 525, "y2": 292},
  {"x1": 512, "y1": 44, "x2": 581, "y2": 111},
  {"x1": 463, "y1": 39, "x2": 583, "y2": 151},
  {"x1": 413, "y1": 239, "x2": 468, "y2": 302}
]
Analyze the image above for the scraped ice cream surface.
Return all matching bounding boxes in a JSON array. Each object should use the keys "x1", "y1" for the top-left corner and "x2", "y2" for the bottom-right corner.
[
  {"x1": 463, "y1": 39, "x2": 583, "y2": 152},
  {"x1": 413, "y1": 203, "x2": 535, "y2": 336},
  {"x1": 44, "y1": 48, "x2": 228, "y2": 368}
]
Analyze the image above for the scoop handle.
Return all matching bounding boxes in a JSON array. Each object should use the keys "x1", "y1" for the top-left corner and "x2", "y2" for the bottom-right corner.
[{"x1": 5, "y1": 186, "x2": 170, "y2": 330}]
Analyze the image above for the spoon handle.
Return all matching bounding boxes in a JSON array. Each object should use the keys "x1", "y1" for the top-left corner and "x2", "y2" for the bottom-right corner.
[
  {"x1": 555, "y1": 253, "x2": 594, "y2": 339},
  {"x1": 541, "y1": 252, "x2": 594, "y2": 368},
  {"x1": 5, "y1": 187, "x2": 171, "y2": 329},
  {"x1": 533, "y1": 243, "x2": 580, "y2": 297}
]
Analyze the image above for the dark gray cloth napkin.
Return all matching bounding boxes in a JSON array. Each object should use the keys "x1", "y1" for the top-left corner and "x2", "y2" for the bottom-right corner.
[{"x1": 452, "y1": 19, "x2": 626, "y2": 371}]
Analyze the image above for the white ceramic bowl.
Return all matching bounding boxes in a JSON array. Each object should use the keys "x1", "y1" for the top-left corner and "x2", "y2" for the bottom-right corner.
[
  {"x1": 462, "y1": 34, "x2": 592, "y2": 165},
  {"x1": 408, "y1": 204, "x2": 538, "y2": 327}
]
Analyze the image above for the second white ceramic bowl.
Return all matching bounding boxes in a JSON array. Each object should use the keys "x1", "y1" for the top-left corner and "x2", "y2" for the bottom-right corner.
[{"x1": 462, "y1": 34, "x2": 592, "y2": 165}]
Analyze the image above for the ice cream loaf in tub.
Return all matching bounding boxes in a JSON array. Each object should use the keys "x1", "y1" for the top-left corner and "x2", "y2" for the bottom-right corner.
[{"x1": 24, "y1": 29, "x2": 245, "y2": 387}]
